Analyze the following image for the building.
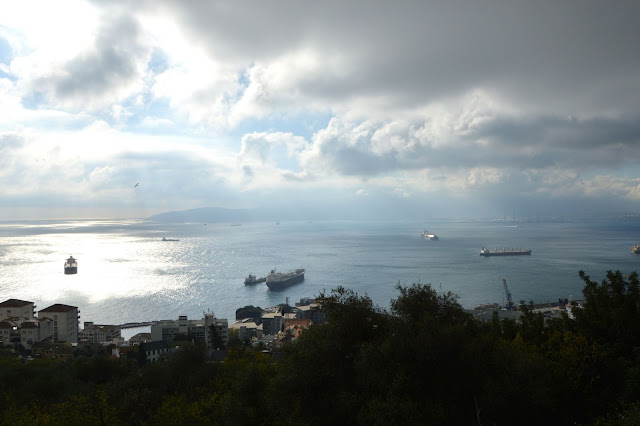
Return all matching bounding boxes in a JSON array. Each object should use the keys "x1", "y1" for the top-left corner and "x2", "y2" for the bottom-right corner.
[
  {"x1": 38, "y1": 304, "x2": 79, "y2": 343},
  {"x1": 150, "y1": 313, "x2": 228, "y2": 349},
  {"x1": 31, "y1": 341, "x2": 74, "y2": 360},
  {"x1": 0, "y1": 317, "x2": 53, "y2": 348},
  {"x1": 295, "y1": 302, "x2": 325, "y2": 324},
  {"x1": 143, "y1": 341, "x2": 170, "y2": 363},
  {"x1": 261, "y1": 312, "x2": 284, "y2": 335},
  {"x1": 129, "y1": 332, "x2": 151, "y2": 346},
  {"x1": 0, "y1": 299, "x2": 36, "y2": 320},
  {"x1": 78, "y1": 322, "x2": 121, "y2": 344},
  {"x1": 284, "y1": 318, "x2": 312, "y2": 341},
  {"x1": 229, "y1": 319, "x2": 262, "y2": 342}
]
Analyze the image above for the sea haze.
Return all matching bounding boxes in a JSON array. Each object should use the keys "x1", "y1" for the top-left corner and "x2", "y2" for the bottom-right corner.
[{"x1": 1, "y1": 218, "x2": 640, "y2": 326}]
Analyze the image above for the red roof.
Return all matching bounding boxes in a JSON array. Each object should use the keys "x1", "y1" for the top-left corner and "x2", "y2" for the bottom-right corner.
[
  {"x1": 39, "y1": 304, "x2": 78, "y2": 313},
  {"x1": 0, "y1": 299, "x2": 33, "y2": 308}
]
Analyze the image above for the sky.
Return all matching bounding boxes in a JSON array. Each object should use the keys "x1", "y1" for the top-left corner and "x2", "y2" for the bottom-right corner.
[{"x1": 1, "y1": 1, "x2": 640, "y2": 221}]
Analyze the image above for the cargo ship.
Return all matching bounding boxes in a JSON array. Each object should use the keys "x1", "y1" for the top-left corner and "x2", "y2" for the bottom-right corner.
[
  {"x1": 266, "y1": 268, "x2": 305, "y2": 290},
  {"x1": 480, "y1": 247, "x2": 531, "y2": 256},
  {"x1": 244, "y1": 274, "x2": 266, "y2": 285},
  {"x1": 64, "y1": 256, "x2": 78, "y2": 274}
]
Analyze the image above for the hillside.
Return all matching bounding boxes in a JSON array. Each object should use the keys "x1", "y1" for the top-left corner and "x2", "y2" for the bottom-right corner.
[{"x1": 147, "y1": 207, "x2": 270, "y2": 223}]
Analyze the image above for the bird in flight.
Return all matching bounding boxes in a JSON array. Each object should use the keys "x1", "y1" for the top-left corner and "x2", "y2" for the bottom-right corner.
[{"x1": 134, "y1": 182, "x2": 139, "y2": 188}]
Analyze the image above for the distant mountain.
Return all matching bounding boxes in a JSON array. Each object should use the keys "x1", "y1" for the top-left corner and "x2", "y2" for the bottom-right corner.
[{"x1": 147, "y1": 207, "x2": 269, "y2": 223}]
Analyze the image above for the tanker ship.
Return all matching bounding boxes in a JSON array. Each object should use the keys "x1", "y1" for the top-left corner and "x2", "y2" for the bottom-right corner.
[
  {"x1": 480, "y1": 247, "x2": 531, "y2": 256},
  {"x1": 266, "y1": 268, "x2": 305, "y2": 290}
]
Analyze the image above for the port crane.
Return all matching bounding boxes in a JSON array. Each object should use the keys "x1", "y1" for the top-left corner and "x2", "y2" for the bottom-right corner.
[{"x1": 503, "y1": 278, "x2": 515, "y2": 310}]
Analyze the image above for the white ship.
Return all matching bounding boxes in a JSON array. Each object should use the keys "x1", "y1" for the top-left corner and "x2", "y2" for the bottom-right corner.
[{"x1": 421, "y1": 230, "x2": 439, "y2": 240}]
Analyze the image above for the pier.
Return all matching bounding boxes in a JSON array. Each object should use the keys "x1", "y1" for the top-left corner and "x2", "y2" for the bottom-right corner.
[{"x1": 118, "y1": 321, "x2": 155, "y2": 329}]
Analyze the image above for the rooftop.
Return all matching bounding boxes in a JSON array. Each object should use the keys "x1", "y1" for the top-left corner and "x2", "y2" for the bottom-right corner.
[
  {"x1": 0, "y1": 299, "x2": 33, "y2": 308},
  {"x1": 39, "y1": 304, "x2": 78, "y2": 313}
]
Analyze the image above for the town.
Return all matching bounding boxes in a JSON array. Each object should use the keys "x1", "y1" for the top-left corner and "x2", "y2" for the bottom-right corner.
[{"x1": 0, "y1": 297, "x2": 325, "y2": 362}]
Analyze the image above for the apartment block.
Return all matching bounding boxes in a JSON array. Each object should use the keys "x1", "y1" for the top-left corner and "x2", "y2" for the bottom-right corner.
[
  {"x1": 38, "y1": 304, "x2": 80, "y2": 343},
  {"x1": 150, "y1": 313, "x2": 228, "y2": 349},
  {"x1": 261, "y1": 312, "x2": 284, "y2": 335},
  {"x1": 0, "y1": 299, "x2": 36, "y2": 320},
  {"x1": 78, "y1": 322, "x2": 122, "y2": 343},
  {"x1": 0, "y1": 317, "x2": 53, "y2": 348}
]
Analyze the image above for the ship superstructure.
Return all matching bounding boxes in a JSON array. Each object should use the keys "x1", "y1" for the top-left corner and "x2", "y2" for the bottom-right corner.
[{"x1": 64, "y1": 256, "x2": 78, "y2": 274}]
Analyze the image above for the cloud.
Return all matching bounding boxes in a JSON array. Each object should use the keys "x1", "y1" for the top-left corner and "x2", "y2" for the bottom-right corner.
[
  {"x1": 1, "y1": 1, "x2": 640, "y2": 219},
  {"x1": 30, "y1": 13, "x2": 151, "y2": 110},
  {"x1": 237, "y1": 131, "x2": 308, "y2": 165}
]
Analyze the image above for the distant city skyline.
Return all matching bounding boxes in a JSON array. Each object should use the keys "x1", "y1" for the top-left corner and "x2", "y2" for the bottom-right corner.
[{"x1": 1, "y1": 1, "x2": 640, "y2": 220}]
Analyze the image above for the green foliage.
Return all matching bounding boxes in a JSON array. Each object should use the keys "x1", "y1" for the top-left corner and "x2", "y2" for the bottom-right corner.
[
  {"x1": 226, "y1": 328, "x2": 246, "y2": 348},
  {"x1": 235, "y1": 305, "x2": 263, "y2": 320},
  {"x1": 574, "y1": 270, "x2": 640, "y2": 356},
  {"x1": 4, "y1": 270, "x2": 640, "y2": 424}
]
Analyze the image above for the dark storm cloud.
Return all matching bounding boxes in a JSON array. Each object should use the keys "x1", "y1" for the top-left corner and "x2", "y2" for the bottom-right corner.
[{"x1": 124, "y1": 0, "x2": 640, "y2": 114}]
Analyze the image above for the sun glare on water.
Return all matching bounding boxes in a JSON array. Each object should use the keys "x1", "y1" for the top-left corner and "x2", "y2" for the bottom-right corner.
[{"x1": 1, "y1": 225, "x2": 192, "y2": 305}]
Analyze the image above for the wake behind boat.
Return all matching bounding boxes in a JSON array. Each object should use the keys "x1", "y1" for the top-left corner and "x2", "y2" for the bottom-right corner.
[
  {"x1": 266, "y1": 268, "x2": 305, "y2": 290},
  {"x1": 480, "y1": 247, "x2": 531, "y2": 256}
]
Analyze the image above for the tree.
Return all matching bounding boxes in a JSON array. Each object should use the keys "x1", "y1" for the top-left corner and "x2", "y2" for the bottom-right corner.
[
  {"x1": 235, "y1": 305, "x2": 262, "y2": 321},
  {"x1": 573, "y1": 270, "x2": 640, "y2": 356},
  {"x1": 226, "y1": 328, "x2": 245, "y2": 349}
]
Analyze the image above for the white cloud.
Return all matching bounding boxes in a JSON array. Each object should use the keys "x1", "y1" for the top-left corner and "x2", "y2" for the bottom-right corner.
[{"x1": 0, "y1": 1, "x2": 639, "y2": 219}]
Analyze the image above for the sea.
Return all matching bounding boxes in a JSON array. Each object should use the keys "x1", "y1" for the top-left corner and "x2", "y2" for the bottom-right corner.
[{"x1": 2, "y1": 218, "x2": 640, "y2": 336}]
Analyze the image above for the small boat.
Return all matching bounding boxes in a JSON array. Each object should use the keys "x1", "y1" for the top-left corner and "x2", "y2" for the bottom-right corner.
[
  {"x1": 421, "y1": 230, "x2": 439, "y2": 240},
  {"x1": 162, "y1": 237, "x2": 179, "y2": 242},
  {"x1": 480, "y1": 247, "x2": 531, "y2": 256},
  {"x1": 244, "y1": 274, "x2": 266, "y2": 285},
  {"x1": 632, "y1": 244, "x2": 640, "y2": 254},
  {"x1": 64, "y1": 256, "x2": 78, "y2": 274}
]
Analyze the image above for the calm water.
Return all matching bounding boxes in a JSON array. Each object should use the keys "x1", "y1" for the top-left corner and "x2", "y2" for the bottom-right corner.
[{"x1": 1, "y1": 218, "x2": 640, "y2": 326}]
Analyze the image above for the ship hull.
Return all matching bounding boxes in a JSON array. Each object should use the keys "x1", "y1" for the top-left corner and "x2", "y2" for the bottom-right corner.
[
  {"x1": 480, "y1": 251, "x2": 531, "y2": 256},
  {"x1": 266, "y1": 273, "x2": 304, "y2": 290},
  {"x1": 64, "y1": 267, "x2": 77, "y2": 274}
]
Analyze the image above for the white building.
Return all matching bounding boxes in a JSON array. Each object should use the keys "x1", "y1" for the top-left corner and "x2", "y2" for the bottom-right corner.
[
  {"x1": 0, "y1": 317, "x2": 53, "y2": 348},
  {"x1": 150, "y1": 313, "x2": 228, "y2": 349},
  {"x1": 0, "y1": 299, "x2": 36, "y2": 320},
  {"x1": 229, "y1": 319, "x2": 262, "y2": 342},
  {"x1": 38, "y1": 304, "x2": 79, "y2": 343},
  {"x1": 79, "y1": 322, "x2": 122, "y2": 343}
]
